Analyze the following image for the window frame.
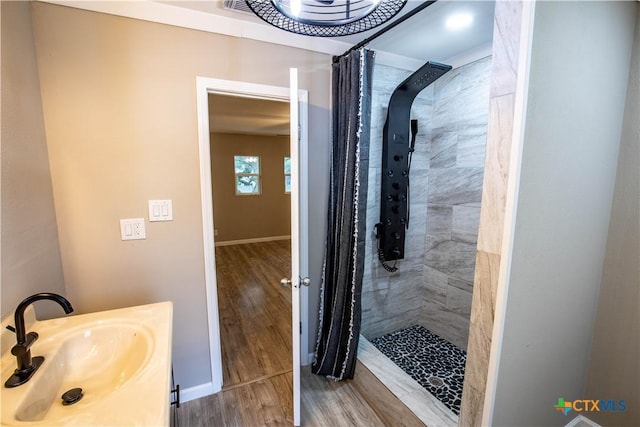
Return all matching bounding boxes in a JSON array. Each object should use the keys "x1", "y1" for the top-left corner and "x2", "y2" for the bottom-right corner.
[
  {"x1": 234, "y1": 155, "x2": 262, "y2": 196},
  {"x1": 284, "y1": 156, "x2": 291, "y2": 194}
]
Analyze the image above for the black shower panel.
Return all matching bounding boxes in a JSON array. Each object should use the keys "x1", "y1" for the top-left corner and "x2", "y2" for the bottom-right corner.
[{"x1": 378, "y1": 61, "x2": 451, "y2": 262}]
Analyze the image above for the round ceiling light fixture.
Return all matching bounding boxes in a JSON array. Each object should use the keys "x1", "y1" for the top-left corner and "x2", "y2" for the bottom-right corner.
[
  {"x1": 245, "y1": 0, "x2": 408, "y2": 37},
  {"x1": 445, "y1": 12, "x2": 474, "y2": 31}
]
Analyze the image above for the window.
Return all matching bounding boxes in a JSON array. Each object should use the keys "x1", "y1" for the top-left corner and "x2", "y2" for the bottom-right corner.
[
  {"x1": 234, "y1": 155, "x2": 261, "y2": 195},
  {"x1": 284, "y1": 156, "x2": 291, "y2": 193}
]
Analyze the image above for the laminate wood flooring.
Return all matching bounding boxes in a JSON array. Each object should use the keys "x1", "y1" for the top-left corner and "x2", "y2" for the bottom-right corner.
[
  {"x1": 215, "y1": 240, "x2": 292, "y2": 388},
  {"x1": 177, "y1": 364, "x2": 421, "y2": 427},
  {"x1": 300, "y1": 363, "x2": 410, "y2": 427},
  {"x1": 177, "y1": 371, "x2": 294, "y2": 427},
  {"x1": 180, "y1": 241, "x2": 425, "y2": 426}
]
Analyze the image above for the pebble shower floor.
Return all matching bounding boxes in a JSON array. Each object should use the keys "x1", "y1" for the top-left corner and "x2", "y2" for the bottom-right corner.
[{"x1": 370, "y1": 325, "x2": 466, "y2": 415}]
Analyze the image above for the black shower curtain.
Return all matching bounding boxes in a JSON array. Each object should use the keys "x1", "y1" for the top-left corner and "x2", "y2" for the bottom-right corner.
[{"x1": 312, "y1": 48, "x2": 374, "y2": 380}]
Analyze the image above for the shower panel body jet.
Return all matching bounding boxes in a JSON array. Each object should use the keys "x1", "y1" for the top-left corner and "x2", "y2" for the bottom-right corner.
[{"x1": 377, "y1": 61, "x2": 451, "y2": 263}]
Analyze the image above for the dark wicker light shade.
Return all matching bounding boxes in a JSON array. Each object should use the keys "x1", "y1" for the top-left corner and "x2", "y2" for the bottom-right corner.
[{"x1": 245, "y1": 0, "x2": 407, "y2": 37}]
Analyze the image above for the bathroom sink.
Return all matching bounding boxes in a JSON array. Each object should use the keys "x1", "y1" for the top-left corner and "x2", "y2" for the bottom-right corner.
[
  {"x1": 14, "y1": 322, "x2": 152, "y2": 423},
  {"x1": 0, "y1": 302, "x2": 173, "y2": 426}
]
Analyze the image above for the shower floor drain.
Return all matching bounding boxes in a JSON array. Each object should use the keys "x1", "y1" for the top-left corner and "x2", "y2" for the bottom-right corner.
[
  {"x1": 427, "y1": 376, "x2": 444, "y2": 388},
  {"x1": 370, "y1": 325, "x2": 466, "y2": 415}
]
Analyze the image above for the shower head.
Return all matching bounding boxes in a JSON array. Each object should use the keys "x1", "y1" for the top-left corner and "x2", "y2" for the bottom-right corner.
[{"x1": 410, "y1": 119, "x2": 418, "y2": 152}]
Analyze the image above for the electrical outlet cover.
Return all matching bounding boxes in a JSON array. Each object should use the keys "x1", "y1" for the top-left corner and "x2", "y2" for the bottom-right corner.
[{"x1": 120, "y1": 218, "x2": 146, "y2": 240}]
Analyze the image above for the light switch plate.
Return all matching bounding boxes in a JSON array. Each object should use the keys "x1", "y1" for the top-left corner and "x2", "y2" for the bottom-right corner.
[
  {"x1": 120, "y1": 218, "x2": 146, "y2": 240},
  {"x1": 149, "y1": 200, "x2": 173, "y2": 222}
]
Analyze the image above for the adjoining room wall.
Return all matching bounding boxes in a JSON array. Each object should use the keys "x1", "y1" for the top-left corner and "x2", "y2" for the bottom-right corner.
[{"x1": 210, "y1": 132, "x2": 290, "y2": 243}]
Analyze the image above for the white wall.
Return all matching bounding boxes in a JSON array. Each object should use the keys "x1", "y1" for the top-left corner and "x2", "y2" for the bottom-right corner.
[
  {"x1": 585, "y1": 7, "x2": 640, "y2": 426},
  {"x1": 491, "y1": 2, "x2": 637, "y2": 425}
]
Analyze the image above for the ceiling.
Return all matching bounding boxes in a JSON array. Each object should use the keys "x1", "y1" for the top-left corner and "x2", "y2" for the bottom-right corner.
[
  {"x1": 209, "y1": 94, "x2": 290, "y2": 135},
  {"x1": 366, "y1": 1, "x2": 495, "y2": 63},
  {"x1": 159, "y1": 0, "x2": 495, "y2": 64},
  {"x1": 194, "y1": 0, "x2": 496, "y2": 135}
]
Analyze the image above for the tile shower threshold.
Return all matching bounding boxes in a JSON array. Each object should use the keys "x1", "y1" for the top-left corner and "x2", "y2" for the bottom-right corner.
[{"x1": 357, "y1": 335, "x2": 458, "y2": 427}]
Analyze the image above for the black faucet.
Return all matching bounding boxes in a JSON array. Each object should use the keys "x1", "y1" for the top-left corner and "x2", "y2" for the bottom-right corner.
[{"x1": 4, "y1": 293, "x2": 73, "y2": 388}]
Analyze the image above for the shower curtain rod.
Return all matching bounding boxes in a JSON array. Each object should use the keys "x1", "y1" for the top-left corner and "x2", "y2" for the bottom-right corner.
[{"x1": 333, "y1": 0, "x2": 437, "y2": 62}]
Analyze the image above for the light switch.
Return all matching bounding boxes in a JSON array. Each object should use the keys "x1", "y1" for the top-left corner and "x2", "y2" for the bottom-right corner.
[
  {"x1": 120, "y1": 218, "x2": 146, "y2": 240},
  {"x1": 149, "y1": 200, "x2": 173, "y2": 222}
]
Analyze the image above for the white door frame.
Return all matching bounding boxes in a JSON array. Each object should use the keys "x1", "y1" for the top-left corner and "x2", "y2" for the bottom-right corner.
[{"x1": 195, "y1": 76, "x2": 310, "y2": 394}]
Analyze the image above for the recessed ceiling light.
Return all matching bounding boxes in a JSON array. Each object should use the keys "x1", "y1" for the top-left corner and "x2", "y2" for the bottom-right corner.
[{"x1": 445, "y1": 13, "x2": 474, "y2": 31}]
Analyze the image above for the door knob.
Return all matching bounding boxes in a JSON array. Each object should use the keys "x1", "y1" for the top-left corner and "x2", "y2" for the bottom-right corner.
[
  {"x1": 281, "y1": 277, "x2": 310, "y2": 288},
  {"x1": 281, "y1": 278, "x2": 292, "y2": 287}
]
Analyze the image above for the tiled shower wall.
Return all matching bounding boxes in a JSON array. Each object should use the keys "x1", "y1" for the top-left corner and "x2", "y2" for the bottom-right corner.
[
  {"x1": 361, "y1": 64, "x2": 434, "y2": 340},
  {"x1": 361, "y1": 57, "x2": 491, "y2": 349},
  {"x1": 421, "y1": 56, "x2": 491, "y2": 349}
]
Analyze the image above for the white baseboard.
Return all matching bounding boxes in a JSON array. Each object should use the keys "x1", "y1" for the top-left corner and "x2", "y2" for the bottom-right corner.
[
  {"x1": 179, "y1": 382, "x2": 215, "y2": 403},
  {"x1": 214, "y1": 235, "x2": 291, "y2": 247}
]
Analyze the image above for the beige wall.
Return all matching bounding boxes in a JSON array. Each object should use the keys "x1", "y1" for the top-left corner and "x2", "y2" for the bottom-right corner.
[
  {"x1": 29, "y1": 2, "x2": 331, "y2": 390},
  {"x1": 585, "y1": 7, "x2": 640, "y2": 426},
  {"x1": 1, "y1": 1, "x2": 66, "y2": 320},
  {"x1": 211, "y1": 133, "x2": 290, "y2": 242}
]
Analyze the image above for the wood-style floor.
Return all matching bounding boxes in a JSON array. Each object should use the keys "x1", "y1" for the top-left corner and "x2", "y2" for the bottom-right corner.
[
  {"x1": 215, "y1": 240, "x2": 292, "y2": 388},
  {"x1": 177, "y1": 241, "x2": 424, "y2": 426},
  {"x1": 178, "y1": 370, "x2": 293, "y2": 426},
  {"x1": 178, "y1": 363, "x2": 424, "y2": 427}
]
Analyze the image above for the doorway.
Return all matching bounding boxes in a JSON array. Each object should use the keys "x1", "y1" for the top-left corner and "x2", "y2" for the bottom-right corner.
[
  {"x1": 195, "y1": 77, "x2": 309, "y2": 409},
  {"x1": 209, "y1": 93, "x2": 293, "y2": 389}
]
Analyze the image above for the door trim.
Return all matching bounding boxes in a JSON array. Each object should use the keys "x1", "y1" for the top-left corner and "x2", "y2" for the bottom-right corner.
[{"x1": 195, "y1": 76, "x2": 310, "y2": 394}]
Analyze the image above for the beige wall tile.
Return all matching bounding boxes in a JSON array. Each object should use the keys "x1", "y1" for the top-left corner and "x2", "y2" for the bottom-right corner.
[
  {"x1": 489, "y1": 1, "x2": 523, "y2": 98},
  {"x1": 464, "y1": 251, "x2": 500, "y2": 393},
  {"x1": 459, "y1": 384, "x2": 484, "y2": 427},
  {"x1": 476, "y1": 94, "x2": 515, "y2": 255}
]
